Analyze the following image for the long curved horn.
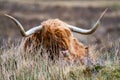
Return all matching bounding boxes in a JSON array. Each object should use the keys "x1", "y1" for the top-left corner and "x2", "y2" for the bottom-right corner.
[
  {"x1": 4, "y1": 14, "x2": 43, "y2": 37},
  {"x1": 67, "y1": 8, "x2": 108, "y2": 35}
]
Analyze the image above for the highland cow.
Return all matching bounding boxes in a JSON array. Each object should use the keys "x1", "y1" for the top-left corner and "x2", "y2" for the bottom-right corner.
[{"x1": 4, "y1": 9, "x2": 107, "y2": 61}]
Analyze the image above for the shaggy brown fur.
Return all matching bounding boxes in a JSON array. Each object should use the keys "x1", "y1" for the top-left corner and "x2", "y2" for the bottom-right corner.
[{"x1": 21, "y1": 19, "x2": 87, "y2": 60}]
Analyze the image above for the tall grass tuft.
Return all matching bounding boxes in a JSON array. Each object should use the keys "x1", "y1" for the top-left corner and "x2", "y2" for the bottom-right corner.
[{"x1": 0, "y1": 38, "x2": 120, "y2": 80}]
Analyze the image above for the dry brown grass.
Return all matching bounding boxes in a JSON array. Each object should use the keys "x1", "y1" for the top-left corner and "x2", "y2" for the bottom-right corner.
[{"x1": 0, "y1": 37, "x2": 119, "y2": 80}]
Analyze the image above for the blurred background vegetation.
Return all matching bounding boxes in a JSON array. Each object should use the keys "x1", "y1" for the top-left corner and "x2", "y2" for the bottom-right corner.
[{"x1": 0, "y1": 0, "x2": 120, "y2": 45}]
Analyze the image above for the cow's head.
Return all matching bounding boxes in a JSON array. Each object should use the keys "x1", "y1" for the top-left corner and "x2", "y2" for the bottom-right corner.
[{"x1": 4, "y1": 8, "x2": 107, "y2": 60}]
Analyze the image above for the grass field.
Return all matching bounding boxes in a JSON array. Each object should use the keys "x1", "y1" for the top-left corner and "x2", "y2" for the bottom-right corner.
[
  {"x1": 0, "y1": 38, "x2": 120, "y2": 80},
  {"x1": 0, "y1": 0, "x2": 120, "y2": 80}
]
